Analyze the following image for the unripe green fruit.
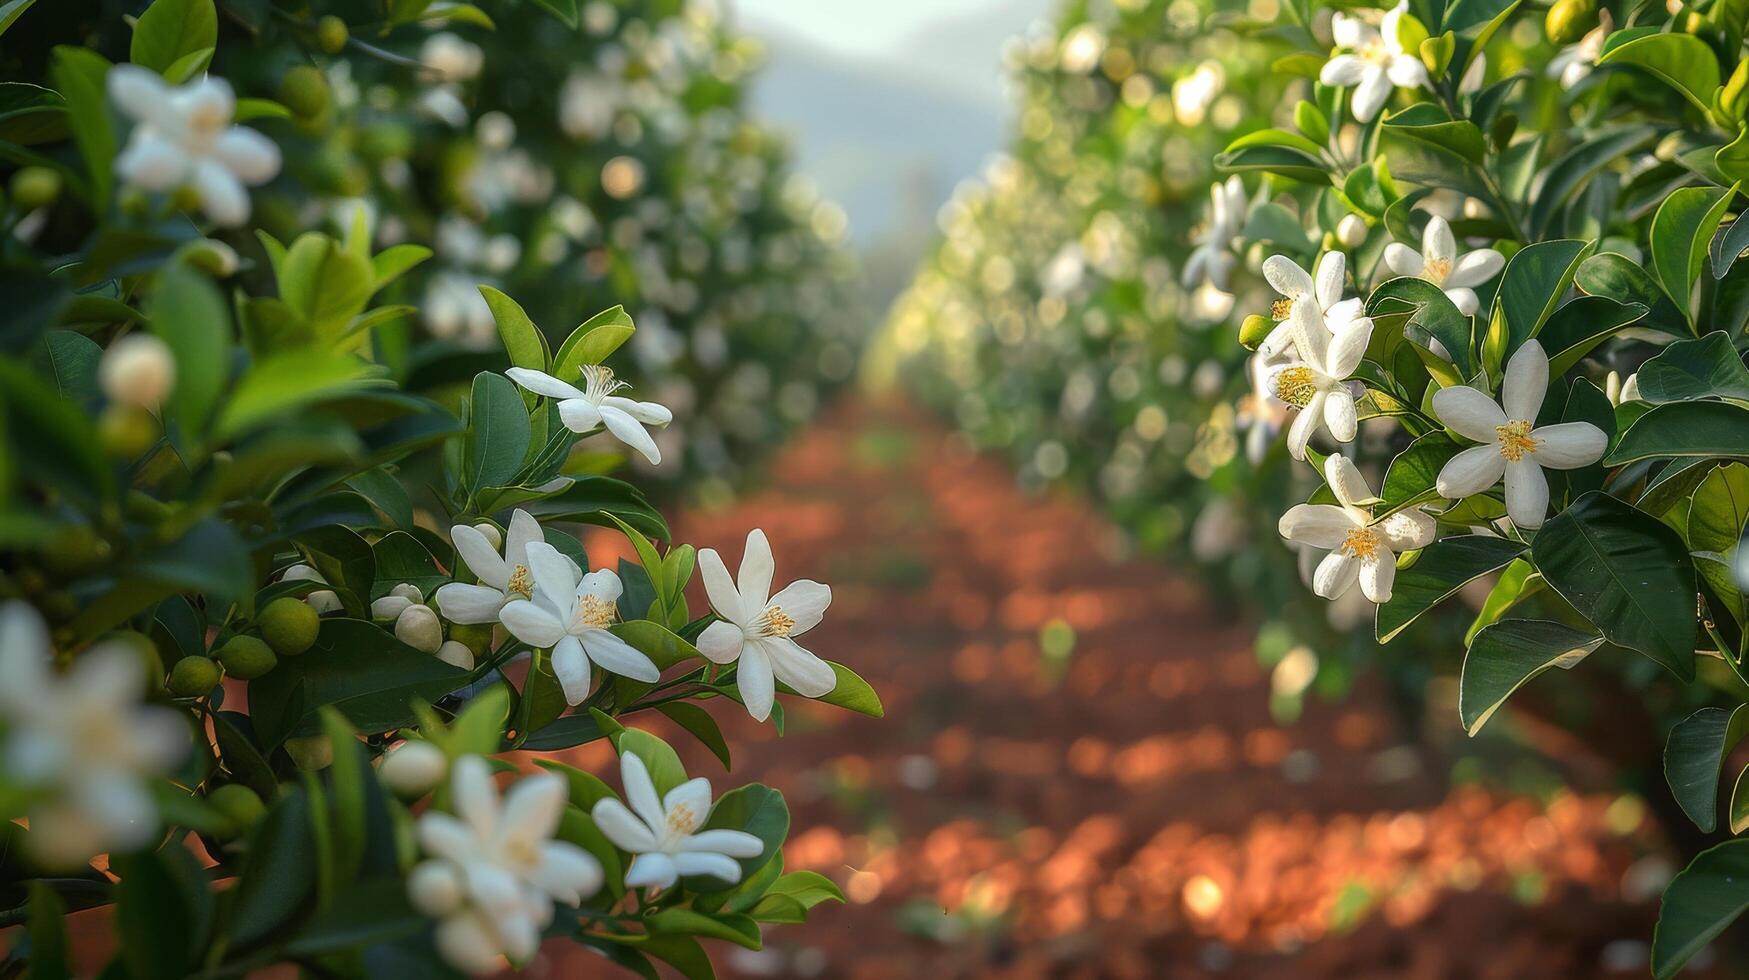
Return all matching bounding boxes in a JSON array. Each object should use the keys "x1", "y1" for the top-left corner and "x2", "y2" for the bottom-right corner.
[
  {"x1": 259, "y1": 596, "x2": 319, "y2": 656},
  {"x1": 278, "y1": 65, "x2": 331, "y2": 120},
  {"x1": 207, "y1": 783, "x2": 266, "y2": 835},
  {"x1": 168, "y1": 656, "x2": 221, "y2": 697},
  {"x1": 285, "y1": 734, "x2": 333, "y2": 771},
  {"x1": 99, "y1": 404, "x2": 159, "y2": 458},
  {"x1": 216, "y1": 635, "x2": 278, "y2": 680},
  {"x1": 316, "y1": 15, "x2": 349, "y2": 54},
  {"x1": 448, "y1": 622, "x2": 494, "y2": 656},
  {"x1": 40, "y1": 524, "x2": 105, "y2": 575},
  {"x1": 1544, "y1": 0, "x2": 1595, "y2": 45},
  {"x1": 10, "y1": 166, "x2": 61, "y2": 210},
  {"x1": 1239, "y1": 313, "x2": 1275, "y2": 351}
]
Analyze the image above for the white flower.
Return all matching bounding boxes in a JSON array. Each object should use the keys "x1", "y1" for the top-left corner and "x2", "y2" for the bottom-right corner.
[
  {"x1": 436, "y1": 640, "x2": 476, "y2": 671},
  {"x1": 1431, "y1": 340, "x2": 1608, "y2": 529},
  {"x1": 379, "y1": 740, "x2": 447, "y2": 797},
  {"x1": 99, "y1": 334, "x2": 175, "y2": 408},
  {"x1": 1257, "y1": 251, "x2": 1353, "y2": 359},
  {"x1": 395, "y1": 603, "x2": 444, "y2": 654},
  {"x1": 107, "y1": 66, "x2": 280, "y2": 227},
  {"x1": 1459, "y1": 52, "x2": 1486, "y2": 95},
  {"x1": 435, "y1": 510, "x2": 544, "y2": 625},
  {"x1": 1172, "y1": 61, "x2": 1225, "y2": 123},
  {"x1": 1607, "y1": 370, "x2": 1643, "y2": 406},
  {"x1": 372, "y1": 582, "x2": 425, "y2": 621},
  {"x1": 281, "y1": 563, "x2": 342, "y2": 614},
  {"x1": 1237, "y1": 350, "x2": 1293, "y2": 463},
  {"x1": 1548, "y1": 9, "x2": 1612, "y2": 90},
  {"x1": 497, "y1": 546, "x2": 659, "y2": 705},
  {"x1": 1318, "y1": 3, "x2": 1429, "y2": 121},
  {"x1": 696, "y1": 529, "x2": 836, "y2": 723},
  {"x1": 1182, "y1": 176, "x2": 1248, "y2": 292},
  {"x1": 424, "y1": 272, "x2": 495, "y2": 346},
  {"x1": 1383, "y1": 214, "x2": 1504, "y2": 316},
  {"x1": 591, "y1": 752, "x2": 764, "y2": 889},
  {"x1": 0, "y1": 603, "x2": 187, "y2": 866},
  {"x1": 1335, "y1": 214, "x2": 1368, "y2": 248},
  {"x1": 1278, "y1": 455, "x2": 1437, "y2": 604},
  {"x1": 506, "y1": 365, "x2": 673, "y2": 465},
  {"x1": 1264, "y1": 295, "x2": 1373, "y2": 461},
  {"x1": 422, "y1": 33, "x2": 483, "y2": 82},
  {"x1": 410, "y1": 756, "x2": 602, "y2": 975}
]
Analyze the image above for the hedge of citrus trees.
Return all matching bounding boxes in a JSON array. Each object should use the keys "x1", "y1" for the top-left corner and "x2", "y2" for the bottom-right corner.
[
  {"x1": 0, "y1": 0, "x2": 875, "y2": 975},
  {"x1": 885, "y1": 0, "x2": 1749, "y2": 968}
]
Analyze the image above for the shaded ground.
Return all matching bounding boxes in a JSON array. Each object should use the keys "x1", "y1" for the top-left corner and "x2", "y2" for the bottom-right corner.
[{"x1": 540, "y1": 395, "x2": 1705, "y2": 978}]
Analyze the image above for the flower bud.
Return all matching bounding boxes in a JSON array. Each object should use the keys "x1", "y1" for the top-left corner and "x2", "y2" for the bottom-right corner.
[
  {"x1": 472, "y1": 522, "x2": 503, "y2": 551},
  {"x1": 1238, "y1": 313, "x2": 1274, "y2": 351},
  {"x1": 408, "y1": 860, "x2": 466, "y2": 917},
  {"x1": 372, "y1": 590, "x2": 416, "y2": 620},
  {"x1": 282, "y1": 564, "x2": 343, "y2": 615},
  {"x1": 179, "y1": 239, "x2": 239, "y2": 278},
  {"x1": 1335, "y1": 214, "x2": 1368, "y2": 248},
  {"x1": 10, "y1": 166, "x2": 61, "y2": 210},
  {"x1": 99, "y1": 334, "x2": 176, "y2": 408},
  {"x1": 285, "y1": 734, "x2": 333, "y2": 771},
  {"x1": 380, "y1": 740, "x2": 448, "y2": 797},
  {"x1": 316, "y1": 15, "x2": 350, "y2": 54},
  {"x1": 435, "y1": 640, "x2": 476, "y2": 670},
  {"x1": 1545, "y1": 0, "x2": 1596, "y2": 44},
  {"x1": 396, "y1": 604, "x2": 443, "y2": 654}
]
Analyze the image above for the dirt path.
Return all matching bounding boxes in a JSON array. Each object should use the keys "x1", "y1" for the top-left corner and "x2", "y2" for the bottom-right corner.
[{"x1": 543, "y1": 395, "x2": 1705, "y2": 979}]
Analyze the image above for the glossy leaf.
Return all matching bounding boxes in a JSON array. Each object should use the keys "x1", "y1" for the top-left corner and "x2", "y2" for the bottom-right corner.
[
  {"x1": 1458, "y1": 619, "x2": 1602, "y2": 734},
  {"x1": 1376, "y1": 535, "x2": 1526, "y2": 643}
]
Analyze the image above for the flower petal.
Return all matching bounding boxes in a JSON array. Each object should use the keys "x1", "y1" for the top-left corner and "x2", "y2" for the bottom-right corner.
[
  {"x1": 500, "y1": 771, "x2": 567, "y2": 845},
  {"x1": 504, "y1": 509, "x2": 543, "y2": 567},
  {"x1": 531, "y1": 841, "x2": 603, "y2": 905},
  {"x1": 603, "y1": 395, "x2": 672, "y2": 425},
  {"x1": 192, "y1": 158, "x2": 250, "y2": 227},
  {"x1": 557, "y1": 398, "x2": 604, "y2": 433},
  {"x1": 1319, "y1": 54, "x2": 1368, "y2": 86},
  {"x1": 452, "y1": 523, "x2": 510, "y2": 590},
  {"x1": 1436, "y1": 444, "x2": 1507, "y2": 498},
  {"x1": 1446, "y1": 248, "x2": 1505, "y2": 287},
  {"x1": 1445, "y1": 287, "x2": 1479, "y2": 317},
  {"x1": 618, "y1": 751, "x2": 666, "y2": 837},
  {"x1": 1325, "y1": 316, "x2": 1372, "y2": 379},
  {"x1": 450, "y1": 755, "x2": 499, "y2": 840},
  {"x1": 672, "y1": 851, "x2": 743, "y2": 883},
  {"x1": 681, "y1": 829, "x2": 765, "y2": 857},
  {"x1": 1531, "y1": 421, "x2": 1607, "y2": 469},
  {"x1": 551, "y1": 635, "x2": 593, "y2": 705},
  {"x1": 1505, "y1": 458, "x2": 1550, "y2": 528},
  {"x1": 1431, "y1": 385, "x2": 1507, "y2": 441},
  {"x1": 599, "y1": 404, "x2": 661, "y2": 465},
  {"x1": 505, "y1": 367, "x2": 585, "y2": 400},
  {"x1": 1314, "y1": 250, "x2": 1346, "y2": 311},
  {"x1": 1383, "y1": 242, "x2": 1424, "y2": 278},
  {"x1": 212, "y1": 128, "x2": 281, "y2": 184},
  {"x1": 590, "y1": 798, "x2": 658, "y2": 852},
  {"x1": 1313, "y1": 551, "x2": 1360, "y2": 599},
  {"x1": 1359, "y1": 555, "x2": 1397, "y2": 603},
  {"x1": 1324, "y1": 453, "x2": 1375, "y2": 508},
  {"x1": 737, "y1": 645, "x2": 776, "y2": 722},
  {"x1": 760, "y1": 637, "x2": 837, "y2": 698},
  {"x1": 1351, "y1": 68, "x2": 1392, "y2": 121},
  {"x1": 1286, "y1": 390, "x2": 1325, "y2": 461},
  {"x1": 1379, "y1": 509, "x2": 1437, "y2": 551},
  {"x1": 737, "y1": 529, "x2": 775, "y2": 610},
  {"x1": 1278, "y1": 504, "x2": 1355, "y2": 549},
  {"x1": 764, "y1": 579, "x2": 831, "y2": 635},
  {"x1": 1323, "y1": 388, "x2": 1357, "y2": 444},
  {"x1": 1262, "y1": 254, "x2": 1313, "y2": 299},
  {"x1": 662, "y1": 778, "x2": 713, "y2": 833},
  {"x1": 581, "y1": 629, "x2": 661, "y2": 683},
  {"x1": 498, "y1": 599, "x2": 567, "y2": 648},
  {"x1": 1387, "y1": 53, "x2": 1430, "y2": 88},
  {"x1": 434, "y1": 583, "x2": 506, "y2": 624},
  {"x1": 524, "y1": 542, "x2": 579, "y2": 611},
  {"x1": 624, "y1": 852, "x2": 679, "y2": 889},
  {"x1": 697, "y1": 546, "x2": 746, "y2": 623},
  {"x1": 697, "y1": 620, "x2": 745, "y2": 665},
  {"x1": 1502, "y1": 339, "x2": 1549, "y2": 421}
]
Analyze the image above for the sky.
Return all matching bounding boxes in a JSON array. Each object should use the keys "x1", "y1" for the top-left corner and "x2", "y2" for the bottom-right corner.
[{"x1": 730, "y1": 0, "x2": 997, "y2": 65}]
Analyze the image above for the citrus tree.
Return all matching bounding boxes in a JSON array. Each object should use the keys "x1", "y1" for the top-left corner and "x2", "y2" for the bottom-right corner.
[{"x1": 0, "y1": 0, "x2": 876, "y2": 975}]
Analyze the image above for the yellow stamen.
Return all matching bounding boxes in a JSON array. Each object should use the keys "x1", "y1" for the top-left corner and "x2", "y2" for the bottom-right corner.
[
  {"x1": 666, "y1": 802, "x2": 700, "y2": 836},
  {"x1": 575, "y1": 593, "x2": 616, "y2": 630},
  {"x1": 1272, "y1": 366, "x2": 1319, "y2": 408},
  {"x1": 1340, "y1": 526, "x2": 1381, "y2": 561},
  {"x1": 1423, "y1": 257, "x2": 1451, "y2": 282},
  {"x1": 755, "y1": 606, "x2": 797, "y2": 638},
  {"x1": 1270, "y1": 298, "x2": 1294, "y2": 321},
  {"x1": 1495, "y1": 419, "x2": 1538, "y2": 462},
  {"x1": 506, "y1": 564, "x2": 533, "y2": 600}
]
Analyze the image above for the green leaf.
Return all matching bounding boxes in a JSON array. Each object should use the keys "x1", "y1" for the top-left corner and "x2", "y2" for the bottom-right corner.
[
  {"x1": 1689, "y1": 463, "x2": 1749, "y2": 625},
  {"x1": 47, "y1": 47, "x2": 111, "y2": 203},
  {"x1": 529, "y1": 0, "x2": 579, "y2": 27},
  {"x1": 129, "y1": 0, "x2": 217, "y2": 74},
  {"x1": 1598, "y1": 32, "x2": 1723, "y2": 117},
  {"x1": 464, "y1": 371, "x2": 532, "y2": 496},
  {"x1": 1464, "y1": 558, "x2": 1541, "y2": 644},
  {"x1": 1607, "y1": 401, "x2": 1749, "y2": 465},
  {"x1": 1713, "y1": 209, "x2": 1749, "y2": 278},
  {"x1": 25, "y1": 879, "x2": 70, "y2": 980},
  {"x1": 1654, "y1": 839, "x2": 1749, "y2": 977},
  {"x1": 1540, "y1": 297, "x2": 1649, "y2": 378},
  {"x1": 480, "y1": 285, "x2": 549, "y2": 376},
  {"x1": 1367, "y1": 276, "x2": 1475, "y2": 376},
  {"x1": 1575, "y1": 251, "x2": 1690, "y2": 339},
  {"x1": 1376, "y1": 536, "x2": 1526, "y2": 643},
  {"x1": 0, "y1": 82, "x2": 68, "y2": 145},
  {"x1": 554, "y1": 805, "x2": 625, "y2": 901},
  {"x1": 214, "y1": 351, "x2": 375, "y2": 440},
  {"x1": 297, "y1": 525, "x2": 375, "y2": 617},
  {"x1": 1533, "y1": 492, "x2": 1697, "y2": 680},
  {"x1": 644, "y1": 909, "x2": 761, "y2": 950},
  {"x1": 371, "y1": 530, "x2": 446, "y2": 598},
  {"x1": 0, "y1": 0, "x2": 37, "y2": 38},
  {"x1": 658, "y1": 702, "x2": 731, "y2": 769},
  {"x1": 145, "y1": 264, "x2": 232, "y2": 438},
  {"x1": 113, "y1": 846, "x2": 209, "y2": 978},
  {"x1": 1666, "y1": 705, "x2": 1749, "y2": 833},
  {"x1": 552, "y1": 305, "x2": 635, "y2": 384},
  {"x1": 777, "y1": 661, "x2": 885, "y2": 717},
  {"x1": 1635, "y1": 332, "x2": 1749, "y2": 403},
  {"x1": 1458, "y1": 619, "x2": 1601, "y2": 735},
  {"x1": 371, "y1": 244, "x2": 431, "y2": 289},
  {"x1": 1730, "y1": 764, "x2": 1749, "y2": 835},
  {"x1": 30, "y1": 329, "x2": 101, "y2": 402},
  {"x1": 767, "y1": 870, "x2": 845, "y2": 910},
  {"x1": 278, "y1": 234, "x2": 375, "y2": 338},
  {"x1": 1529, "y1": 127, "x2": 1658, "y2": 238},
  {"x1": 318, "y1": 708, "x2": 369, "y2": 885},
  {"x1": 1489, "y1": 238, "x2": 1594, "y2": 361},
  {"x1": 612, "y1": 728, "x2": 687, "y2": 797},
  {"x1": 248, "y1": 619, "x2": 469, "y2": 744},
  {"x1": 229, "y1": 788, "x2": 317, "y2": 949},
  {"x1": 1378, "y1": 103, "x2": 1490, "y2": 198},
  {"x1": 1651, "y1": 184, "x2": 1737, "y2": 312},
  {"x1": 449, "y1": 682, "x2": 511, "y2": 755},
  {"x1": 1379, "y1": 431, "x2": 1461, "y2": 516}
]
